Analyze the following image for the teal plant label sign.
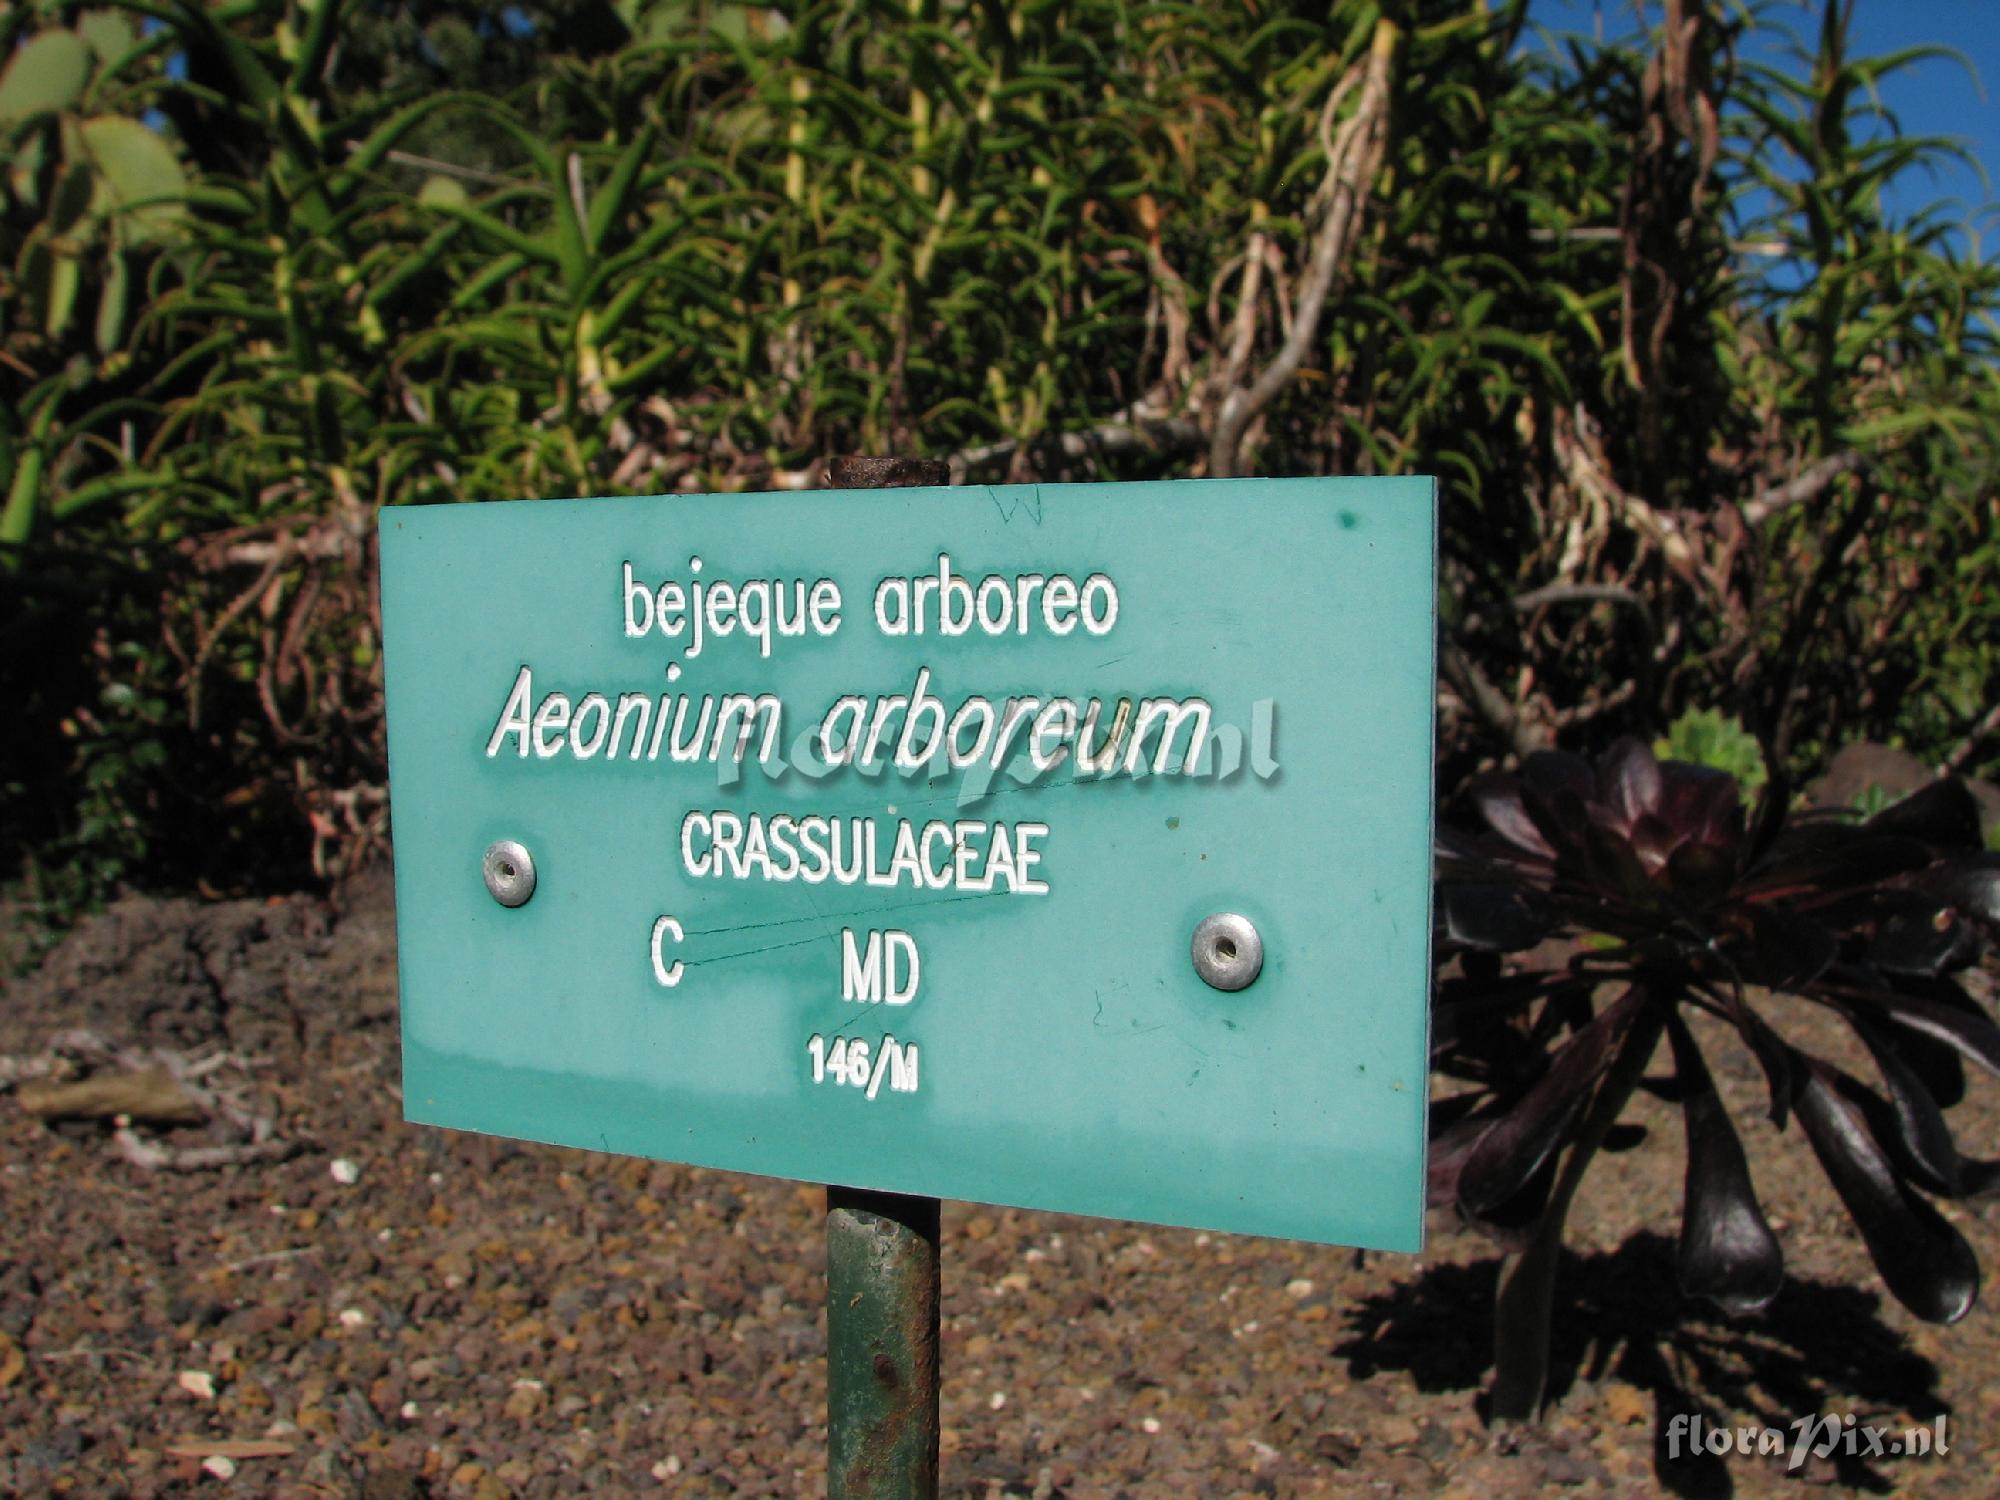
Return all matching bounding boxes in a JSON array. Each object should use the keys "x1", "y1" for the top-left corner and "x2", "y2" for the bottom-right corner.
[{"x1": 381, "y1": 476, "x2": 1436, "y2": 1250}]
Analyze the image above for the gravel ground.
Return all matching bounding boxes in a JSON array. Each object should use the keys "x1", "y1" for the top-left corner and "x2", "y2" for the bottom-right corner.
[{"x1": 3, "y1": 873, "x2": 1999, "y2": 1497}]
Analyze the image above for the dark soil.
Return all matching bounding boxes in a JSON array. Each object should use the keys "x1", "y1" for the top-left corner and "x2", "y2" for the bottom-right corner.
[{"x1": 3, "y1": 876, "x2": 1998, "y2": 1497}]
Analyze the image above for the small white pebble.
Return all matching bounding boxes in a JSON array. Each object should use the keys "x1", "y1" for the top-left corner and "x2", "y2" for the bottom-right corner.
[
  {"x1": 330, "y1": 1157, "x2": 360, "y2": 1185},
  {"x1": 429, "y1": 1171, "x2": 443, "y2": 1185},
  {"x1": 1142, "y1": 1416, "x2": 1162, "y2": 1434},
  {"x1": 989, "y1": 1391, "x2": 1007, "y2": 1411},
  {"x1": 177, "y1": 1370, "x2": 215, "y2": 1400},
  {"x1": 400, "y1": 1401, "x2": 420, "y2": 1420},
  {"x1": 267, "y1": 1204, "x2": 287, "y2": 1216},
  {"x1": 377, "y1": 1228, "x2": 395, "y2": 1242},
  {"x1": 513, "y1": 1377, "x2": 544, "y2": 1391},
  {"x1": 200, "y1": 1454, "x2": 237, "y2": 1480},
  {"x1": 652, "y1": 1455, "x2": 683, "y2": 1480},
  {"x1": 1193, "y1": 1233, "x2": 1210, "y2": 1247},
  {"x1": 1285, "y1": 1278, "x2": 1315, "y2": 1300},
  {"x1": 337, "y1": 1308, "x2": 368, "y2": 1329}
]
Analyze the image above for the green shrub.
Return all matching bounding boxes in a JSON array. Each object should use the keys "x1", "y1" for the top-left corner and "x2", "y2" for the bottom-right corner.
[{"x1": 2, "y1": 0, "x2": 1995, "y2": 908}]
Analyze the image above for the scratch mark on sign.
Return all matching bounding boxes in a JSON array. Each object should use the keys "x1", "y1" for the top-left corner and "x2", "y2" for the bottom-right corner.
[
  {"x1": 795, "y1": 872, "x2": 838, "y2": 950},
  {"x1": 684, "y1": 887, "x2": 1002, "y2": 942},
  {"x1": 988, "y1": 485, "x2": 1045, "y2": 526},
  {"x1": 682, "y1": 932, "x2": 831, "y2": 969}
]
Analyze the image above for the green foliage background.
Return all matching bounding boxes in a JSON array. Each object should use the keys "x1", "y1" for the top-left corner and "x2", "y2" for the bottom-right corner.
[{"x1": 2, "y1": 0, "x2": 1996, "y2": 906}]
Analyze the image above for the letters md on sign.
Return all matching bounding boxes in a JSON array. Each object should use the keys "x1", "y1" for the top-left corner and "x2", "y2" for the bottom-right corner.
[{"x1": 381, "y1": 476, "x2": 1436, "y2": 1251}]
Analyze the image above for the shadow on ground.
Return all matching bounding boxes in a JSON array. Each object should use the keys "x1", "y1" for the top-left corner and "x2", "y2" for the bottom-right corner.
[{"x1": 1332, "y1": 1231, "x2": 1949, "y2": 1497}]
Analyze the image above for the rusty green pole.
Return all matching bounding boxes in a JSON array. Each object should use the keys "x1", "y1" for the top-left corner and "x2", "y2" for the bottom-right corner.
[
  {"x1": 823, "y1": 454, "x2": 945, "y2": 1500},
  {"x1": 827, "y1": 1187, "x2": 941, "y2": 1497}
]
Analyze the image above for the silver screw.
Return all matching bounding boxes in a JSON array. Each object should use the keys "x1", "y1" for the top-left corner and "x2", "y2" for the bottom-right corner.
[
  {"x1": 1191, "y1": 912, "x2": 1262, "y2": 991},
  {"x1": 483, "y1": 840, "x2": 537, "y2": 908}
]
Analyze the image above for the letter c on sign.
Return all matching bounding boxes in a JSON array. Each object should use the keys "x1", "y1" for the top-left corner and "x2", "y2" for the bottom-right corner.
[{"x1": 650, "y1": 916, "x2": 685, "y2": 987}]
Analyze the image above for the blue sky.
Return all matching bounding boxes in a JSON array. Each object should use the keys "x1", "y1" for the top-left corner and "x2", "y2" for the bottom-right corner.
[
  {"x1": 1532, "y1": 1, "x2": 1998, "y2": 257},
  {"x1": 1840, "y1": 0, "x2": 1995, "y2": 236}
]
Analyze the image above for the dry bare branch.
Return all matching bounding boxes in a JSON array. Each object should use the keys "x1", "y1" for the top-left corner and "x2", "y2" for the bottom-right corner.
[
  {"x1": 1439, "y1": 640, "x2": 1549, "y2": 761},
  {"x1": 1945, "y1": 698, "x2": 2000, "y2": 775},
  {"x1": 9, "y1": 1031, "x2": 299, "y2": 1172},
  {"x1": 0, "y1": 1054, "x2": 62, "y2": 1090},
  {"x1": 1513, "y1": 582, "x2": 1660, "y2": 668},
  {"x1": 946, "y1": 414, "x2": 1205, "y2": 485},
  {"x1": 112, "y1": 1129, "x2": 298, "y2": 1172},
  {"x1": 1216, "y1": 229, "x2": 1270, "y2": 399},
  {"x1": 1739, "y1": 451, "x2": 1865, "y2": 527},
  {"x1": 1208, "y1": 22, "x2": 1397, "y2": 478},
  {"x1": 16, "y1": 1068, "x2": 208, "y2": 1126},
  {"x1": 1145, "y1": 241, "x2": 1194, "y2": 395}
]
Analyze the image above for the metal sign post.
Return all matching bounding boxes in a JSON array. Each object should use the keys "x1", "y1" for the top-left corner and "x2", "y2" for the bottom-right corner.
[
  {"x1": 823, "y1": 457, "x2": 946, "y2": 1500},
  {"x1": 826, "y1": 1185, "x2": 940, "y2": 1498}
]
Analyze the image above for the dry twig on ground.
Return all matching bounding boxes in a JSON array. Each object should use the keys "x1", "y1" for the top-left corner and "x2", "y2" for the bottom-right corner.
[{"x1": 2, "y1": 1029, "x2": 299, "y2": 1171}]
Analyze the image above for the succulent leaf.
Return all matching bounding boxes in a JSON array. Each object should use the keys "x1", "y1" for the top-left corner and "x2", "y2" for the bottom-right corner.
[
  {"x1": 1467, "y1": 774, "x2": 1554, "y2": 860},
  {"x1": 1920, "y1": 854, "x2": 2000, "y2": 931},
  {"x1": 1881, "y1": 1021, "x2": 1967, "y2": 1109},
  {"x1": 1847, "y1": 1016, "x2": 1964, "y2": 1196},
  {"x1": 1575, "y1": 820, "x2": 1658, "y2": 909},
  {"x1": 1598, "y1": 736, "x2": 1664, "y2": 826},
  {"x1": 1733, "y1": 902, "x2": 1838, "y2": 989},
  {"x1": 1792, "y1": 1055, "x2": 1978, "y2": 1323},
  {"x1": 1664, "y1": 839, "x2": 1735, "y2": 905},
  {"x1": 1865, "y1": 778, "x2": 1986, "y2": 853},
  {"x1": 1859, "y1": 982, "x2": 2000, "y2": 1080},
  {"x1": 1667, "y1": 1015, "x2": 1784, "y2": 1315},
  {"x1": 1728, "y1": 998, "x2": 1795, "y2": 1129},
  {"x1": 1426, "y1": 1111, "x2": 1495, "y2": 1208},
  {"x1": 1869, "y1": 904, "x2": 1977, "y2": 976},
  {"x1": 76, "y1": 12, "x2": 139, "y2": 67},
  {"x1": 1739, "y1": 825, "x2": 1935, "y2": 899},
  {"x1": 0, "y1": 30, "x2": 91, "y2": 124},
  {"x1": 1660, "y1": 763, "x2": 1743, "y2": 849},
  {"x1": 1438, "y1": 879, "x2": 1554, "y2": 952},
  {"x1": 1455, "y1": 986, "x2": 1649, "y2": 1217},
  {"x1": 76, "y1": 116, "x2": 189, "y2": 245}
]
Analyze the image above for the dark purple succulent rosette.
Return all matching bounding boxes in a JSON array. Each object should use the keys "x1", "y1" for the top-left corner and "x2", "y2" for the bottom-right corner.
[{"x1": 1433, "y1": 737, "x2": 2000, "y2": 1323}]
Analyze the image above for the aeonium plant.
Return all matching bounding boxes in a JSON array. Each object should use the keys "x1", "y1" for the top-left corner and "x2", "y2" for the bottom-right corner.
[{"x1": 1431, "y1": 738, "x2": 2000, "y2": 1422}]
